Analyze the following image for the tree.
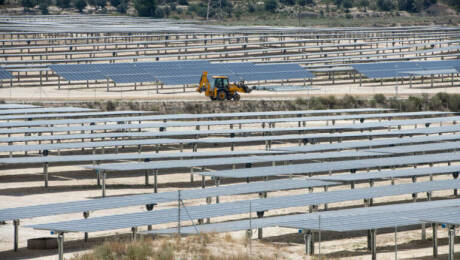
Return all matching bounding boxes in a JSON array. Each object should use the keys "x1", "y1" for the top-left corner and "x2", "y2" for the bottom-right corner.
[
  {"x1": 110, "y1": 0, "x2": 120, "y2": 6},
  {"x1": 95, "y1": 0, "x2": 106, "y2": 9},
  {"x1": 333, "y1": 0, "x2": 342, "y2": 7},
  {"x1": 280, "y1": 0, "x2": 295, "y2": 6},
  {"x1": 377, "y1": 0, "x2": 395, "y2": 10},
  {"x1": 264, "y1": 0, "x2": 277, "y2": 12},
  {"x1": 21, "y1": 0, "x2": 36, "y2": 10},
  {"x1": 135, "y1": 0, "x2": 157, "y2": 16},
  {"x1": 39, "y1": 0, "x2": 50, "y2": 13},
  {"x1": 117, "y1": 0, "x2": 129, "y2": 12},
  {"x1": 74, "y1": 0, "x2": 87, "y2": 12},
  {"x1": 57, "y1": 0, "x2": 71, "y2": 8},
  {"x1": 342, "y1": 0, "x2": 352, "y2": 9},
  {"x1": 359, "y1": 0, "x2": 369, "y2": 10}
]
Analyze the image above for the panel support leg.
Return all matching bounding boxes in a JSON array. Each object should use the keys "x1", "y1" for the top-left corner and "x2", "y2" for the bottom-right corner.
[
  {"x1": 371, "y1": 229, "x2": 377, "y2": 260},
  {"x1": 57, "y1": 232, "x2": 64, "y2": 260},
  {"x1": 101, "y1": 170, "x2": 106, "y2": 197},
  {"x1": 433, "y1": 223, "x2": 438, "y2": 258},
  {"x1": 154, "y1": 169, "x2": 158, "y2": 193},
  {"x1": 43, "y1": 162, "x2": 49, "y2": 188},
  {"x1": 83, "y1": 211, "x2": 89, "y2": 242},
  {"x1": 449, "y1": 225, "x2": 455, "y2": 260},
  {"x1": 13, "y1": 219, "x2": 19, "y2": 252}
]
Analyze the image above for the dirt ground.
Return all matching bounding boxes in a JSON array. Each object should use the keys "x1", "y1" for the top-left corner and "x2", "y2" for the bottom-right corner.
[
  {"x1": 1, "y1": 81, "x2": 460, "y2": 102},
  {"x1": 1, "y1": 117, "x2": 460, "y2": 260}
]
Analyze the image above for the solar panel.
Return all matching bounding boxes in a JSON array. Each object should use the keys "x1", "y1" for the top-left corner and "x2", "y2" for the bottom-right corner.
[
  {"x1": 145, "y1": 199, "x2": 460, "y2": 235},
  {"x1": 0, "y1": 104, "x2": 40, "y2": 109},
  {"x1": 59, "y1": 72, "x2": 107, "y2": 81},
  {"x1": 84, "y1": 150, "x2": 376, "y2": 172},
  {"x1": 0, "y1": 107, "x2": 95, "y2": 115},
  {"x1": 352, "y1": 60, "x2": 460, "y2": 79},
  {"x1": 27, "y1": 180, "x2": 460, "y2": 233},
  {"x1": 314, "y1": 165, "x2": 460, "y2": 182},
  {"x1": 0, "y1": 178, "x2": 332, "y2": 221},
  {"x1": 109, "y1": 73, "x2": 157, "y2": 84},
  {"x1": 0, "y1": 67, "x2": 13, "y2": 80},
  {"x1": 202, "y1": 152, "x2": 460, "y2": 179}
]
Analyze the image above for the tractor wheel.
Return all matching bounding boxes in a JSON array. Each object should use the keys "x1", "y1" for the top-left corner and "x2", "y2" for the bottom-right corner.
[
  {"x1": 233, "y1": 94, "x2": 241, "y2": 101},
  {"x1": 217, "y1": 90, "x2": 227, "y2": 100}
]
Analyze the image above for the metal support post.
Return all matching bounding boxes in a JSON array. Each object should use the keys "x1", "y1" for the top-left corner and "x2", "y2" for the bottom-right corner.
[
  {"x1": 433, "y1": 223, "x2": 438, "y2": 258},
  {"x1": 83, "y1": 211, "x2": 89, "y2": 242},
  {"x1": 57, "y1": 232, "x2": 64, "y2": 260},
  {"x1": 371, "y1": 229, "x2": 377, "y2": 260},
  {"x1": 146, "y1": 204, "x2": 155, "y2": 230},
  {"x1": 154, "y1": 169, "x2": 158, "y2": 193},
  {"x1": 43, "y1": 162, "x2": 49, "y2": 188},
  {"x1": 304, "y1": 230, "x2": 314, "y2": 255},
  {"x1": 13, "y1": 219, "x2": 19, "y2": 251},
  {"x1": 448, "y1": 225, "x2": 455, "y2": 260},
  {"x1": 101, "y1": 170, "x2": 106, "y2": 197},
  {"x1": 131, "y1": 227, "x2": 138, "y2": 241},
  {"x1": 178, "y1": 190, "x2": 181, "y2": 234},
  {"x1": 257, "y1": 211, "x2": 264, "y2": 239}
]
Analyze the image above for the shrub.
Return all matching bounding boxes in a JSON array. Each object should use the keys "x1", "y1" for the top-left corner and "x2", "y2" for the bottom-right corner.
[
  {"x1": 178, "y1": 0, "x2": 188, "y2": 5},
  {"x1": 377, "y1": 0, "x2": 395, "y2": 11},
  {"x1": 343, "y1": 0, "x2": 353, "y2": 8},
  {"x1": 21, "y1": 0, "x2": 36, "y2": 9},
  {"x1": 374, "y1": 94, "x2": 387, "y2": 104},
  {"x1": 73, "y1": 0, "x2": 87, "y2": 11},
  {"x1": 110, "y1": 0, "x2": 120, "y2": 7},
  {"x1": 135, "y1": 0, "x2": 157, "y2": 16},
  {"x1": 57, "y1": 0, "x2": 71, "y2": 8},
  {"x1": 116, "y1": 0, "x2": 128, "y2": 13},
  {"x1": 39, "y1": 0, "x2": 50, "y2": 14},
  {"x1": 264, "y1": 0, "x2": 278, "y2": 12}
]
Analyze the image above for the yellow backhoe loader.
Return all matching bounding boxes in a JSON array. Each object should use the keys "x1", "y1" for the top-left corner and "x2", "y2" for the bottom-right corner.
[{"x1": 197, "y1": 71, "x2": 252, "y2": 101}]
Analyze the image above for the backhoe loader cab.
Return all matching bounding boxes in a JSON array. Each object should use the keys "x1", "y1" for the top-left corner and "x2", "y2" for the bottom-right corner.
[{"x1": 197, "y1": 71, "x2": 251, "y2": 101}]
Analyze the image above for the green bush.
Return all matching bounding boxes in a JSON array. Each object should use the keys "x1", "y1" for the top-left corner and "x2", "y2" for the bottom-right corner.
[
  {"x1": 264, "y1": 0, "x2": 278, "y2": 12},
  {"x1": 21, "y1": 0, "x2": 36, "y2": 9},
  {"x1": 57, "y1": 0, "x2": 71, "y2": 8},
  {"x1": 73, "y1": 0, "x2": 87, "y2": 11},
  {"x1": 135, "y1": 0, "x2": 157, "y2": 16},
  {"x1": 110, "y1": 0, "x2": 120, "y2": 7},
  {"x1": 39, "y1": 0, "x2": 50, "y2": 14},
  {"x1": 377, "y1": 0, "x2": 395, "y2": 10}
]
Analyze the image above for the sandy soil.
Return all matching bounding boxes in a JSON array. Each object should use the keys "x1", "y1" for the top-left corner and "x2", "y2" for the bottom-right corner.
[{"x1": 1, "y1": 81, "x2": 460, "y2": 102}]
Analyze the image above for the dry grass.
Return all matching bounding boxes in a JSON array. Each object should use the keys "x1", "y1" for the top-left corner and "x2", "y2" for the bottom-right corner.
[{"x1": 69, "y1": 234, "x2": 280, "y2": 260}]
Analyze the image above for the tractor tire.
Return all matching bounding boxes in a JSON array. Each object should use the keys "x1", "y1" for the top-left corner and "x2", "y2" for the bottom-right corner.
[
  {"x1": 233, "y1": 94, "x2": 241, "y2": 101},
  {"x1": 217, "y1": 90, "x2": 228, "y2": 100}
]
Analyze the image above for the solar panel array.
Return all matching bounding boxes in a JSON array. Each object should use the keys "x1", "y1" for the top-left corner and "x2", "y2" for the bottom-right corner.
[
  {"x1": 49, "y1": 61, "x2": 314, "y2": 85},
  {"x1": 3, "y1": 106, "x2": 460, "y2": 259},
  {"x1": 0, "y1": 66, "x2": 13, "y2": 80},
  {"x1": 352, "y1": 60, "x2": 460, "y2": 79}
]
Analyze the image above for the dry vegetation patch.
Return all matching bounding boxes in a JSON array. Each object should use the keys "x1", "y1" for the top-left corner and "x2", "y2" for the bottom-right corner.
[{"x1": 70, "y1": 234, "x2": 285, "y2": 260}]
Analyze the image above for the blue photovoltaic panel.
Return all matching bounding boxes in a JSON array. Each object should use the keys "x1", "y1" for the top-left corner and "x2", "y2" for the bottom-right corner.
[
  {"x1": 239, "y1": 71, "x2": 313, "y2": 81},
  {"x1": 157, "y1": 75, "x2": 198, "y2": 85},
  {"x1": 48, "y1": 61, "x2": 315, "y2": 84},
  {"x1": 0, "y1": 67, "x2": 13, "y2": 79},
  {"x1": 352, "y1": 60, "x2": 460, "y2": 79},
  {"x1": 109, "y1": 74, "x2": 157, "y2": 83},
  {"x1": 59, "y1": 72, "x2": 107, "y2": 81}
]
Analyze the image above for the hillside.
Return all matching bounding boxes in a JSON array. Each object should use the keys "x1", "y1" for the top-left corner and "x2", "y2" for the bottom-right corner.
[{"x1": 1, "y1": 0, "x2": 459, "y2": 26}]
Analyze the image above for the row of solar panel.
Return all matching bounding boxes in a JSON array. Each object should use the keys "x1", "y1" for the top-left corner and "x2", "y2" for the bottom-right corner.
[
  {"x1": 352, "y1": 60, "x2": 460, "y2": 79},
  {"x1": 49, "y1": 61, "x2": 314, "y2": 84},
  {"x1": 0, "y1": 67, "x2": 13, "y2": 80}
]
